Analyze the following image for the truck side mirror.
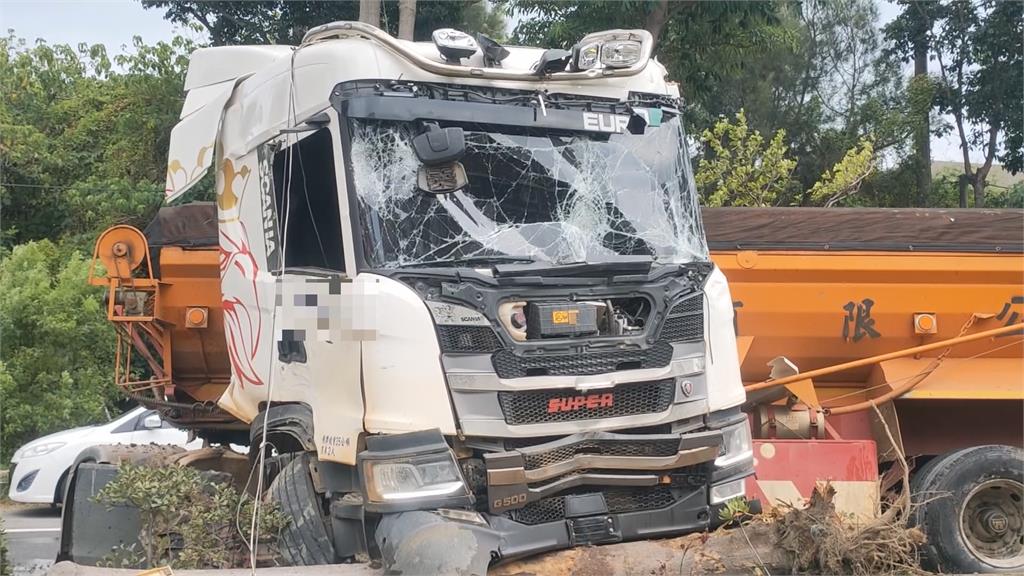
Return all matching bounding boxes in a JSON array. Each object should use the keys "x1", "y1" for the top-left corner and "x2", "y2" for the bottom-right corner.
[
  {"x1": 412, "y1": 124, "x2": 465, "y2": 166},
  {"x1": 142, "y1": 413, "x2": 163, "y2": 429}
]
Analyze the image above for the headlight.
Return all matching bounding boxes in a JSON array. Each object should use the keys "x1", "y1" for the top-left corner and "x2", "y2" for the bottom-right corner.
[
  {"x1": 575, "y1": 42, "x2": 601, "y2": 70},
  {"x1": 715, "y1": 422, "x2": 753, "y2": 468},
  {"x1": 432, "y1": 28, "x2": 478, "y2": 62},
  {"x1": 600, "y1": 40, "x2": 643, "y2": 68},
  {"x1": 571, "y1": 30, "x2": 651, "y2": 72},
  {"x1": 363, "y1": 451, "x2": 468, "y2": 503},
  {"x1": 19, "y1": 441, "x2": 66, "y2": 459}
]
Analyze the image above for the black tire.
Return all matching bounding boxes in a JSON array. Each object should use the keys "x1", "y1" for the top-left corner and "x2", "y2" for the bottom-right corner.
[
  {"x1": 53, "y1": 468, "x2": 71, "y2": 506},
  {"x1": 266, "y1": 453, "x2": 335, "y2": 566},
  {"x1": 912, "y1": 445, "x2": 1024, "y2": 573}
]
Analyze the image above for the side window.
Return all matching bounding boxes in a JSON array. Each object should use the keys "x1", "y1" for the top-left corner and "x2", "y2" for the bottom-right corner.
[{"x1": 272, "y1": 128, "x2": 345, "y2": 271}]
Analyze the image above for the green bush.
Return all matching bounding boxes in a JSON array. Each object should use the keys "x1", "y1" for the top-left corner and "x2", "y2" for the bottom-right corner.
[
  {"x1": 0, "y1": 240, "x2": 123, "y2": 463},
  {"x1": 94, "y1": 462, "x2": 288, "y2": 569},
  {"x1": 0, "y1": 516, "x2": 10, "y2": 576}
]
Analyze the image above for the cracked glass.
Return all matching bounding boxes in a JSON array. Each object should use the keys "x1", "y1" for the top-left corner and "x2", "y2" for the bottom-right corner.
[{"x1": 348, "y1": 115, "x2": 708, "y2": 269}]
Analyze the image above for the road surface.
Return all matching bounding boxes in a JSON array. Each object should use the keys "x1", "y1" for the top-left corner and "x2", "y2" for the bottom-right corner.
[{"x1": 2, "y1": 504, "x2": 59, "y2": 575}]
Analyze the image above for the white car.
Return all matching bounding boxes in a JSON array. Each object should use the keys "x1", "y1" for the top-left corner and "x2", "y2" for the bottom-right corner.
[{"x1": 8, "y1": 406, "x2": 198, "y2": 505}]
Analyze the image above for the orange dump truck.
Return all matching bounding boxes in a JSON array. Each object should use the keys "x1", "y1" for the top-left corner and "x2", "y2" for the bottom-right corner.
[{"x1": 705, "y1": 207, "x2": 1024, "y2": 574}]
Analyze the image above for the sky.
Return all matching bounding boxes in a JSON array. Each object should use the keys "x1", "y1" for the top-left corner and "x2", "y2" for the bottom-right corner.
[{"x1": 1, "y1": 0, "x2": 981, "y2": 163}]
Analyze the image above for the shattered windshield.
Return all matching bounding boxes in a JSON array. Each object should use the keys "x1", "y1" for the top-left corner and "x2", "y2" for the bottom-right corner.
[{"x1": 348, "y1": 115, "x2": 708, "y2": 269}]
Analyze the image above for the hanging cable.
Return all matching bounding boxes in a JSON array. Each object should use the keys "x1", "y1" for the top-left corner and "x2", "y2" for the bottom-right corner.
[{"x1": 247, "y1": 43, "x2": 304, "y2": 574}]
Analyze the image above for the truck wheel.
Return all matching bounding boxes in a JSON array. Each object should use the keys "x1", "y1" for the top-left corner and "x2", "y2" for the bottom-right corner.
[
  {"x1": 912, "y1": 445, "x2": 1024, "y2": 573},
  {"x1": 266, "y1": 453, "x2": 335, "y2": 566}
]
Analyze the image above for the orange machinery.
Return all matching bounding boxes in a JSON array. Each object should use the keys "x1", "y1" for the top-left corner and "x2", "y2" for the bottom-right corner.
[
  {"x1": 89, "y1": 203, "x2": 242, "y2": 435},
  {"x1": 705, "y1": 207, "x2": 1023, "y2": 462}
]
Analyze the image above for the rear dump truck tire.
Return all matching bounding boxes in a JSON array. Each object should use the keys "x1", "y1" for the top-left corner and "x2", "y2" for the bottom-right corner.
[
  {"x1": 266, "y1": 452, "x2": 336, "y2": 566},
  {"x1": 912, "y1": 444, "x2": 1024, "y2": 573}
]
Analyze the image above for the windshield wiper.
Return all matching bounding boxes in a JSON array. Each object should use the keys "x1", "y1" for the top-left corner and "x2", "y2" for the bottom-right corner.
[{"x1": 396, "y1": 255, "x2": 535, "y2": 268}]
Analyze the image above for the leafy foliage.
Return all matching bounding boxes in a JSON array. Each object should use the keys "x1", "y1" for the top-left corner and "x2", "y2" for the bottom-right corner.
[
  {"x1": 698, "y1": 111, "x2": 877, "y2": 207},
  {"x1": 95, "y1": 462, "x2": 288, "y2": 569},
  {"x1": 1, "y1": 34, "x2": 192, "y2": 249},
  {"x1": 0, "y1": 241, "x2": 123, "y2": 462},
  {"x1": 697, "y1": 110, "x2": 797, "y2": 207},
  {"x1": 139, "y1": 0, "x2": 506, "y2": 44},
  {"x1": 808, "y1": 139, "x2": 875, "y2": 207},
  {"x1": 717, "y1": 496, "x2": 752, "y2": 525},
  {"x1": 0, "y1": 516, "x2": 10, "y2": 576},
  {"x1": 886, "y1": 0, "x2": 1023, "y2": 206}
]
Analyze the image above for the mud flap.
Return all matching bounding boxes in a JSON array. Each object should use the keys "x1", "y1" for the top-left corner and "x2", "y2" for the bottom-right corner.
[
  {"x1": 58, "y1": 463, "x2": 142, "y2": 565},
  {"x1": 375, "y1": 511, "x2": 500, "y2": 576}
]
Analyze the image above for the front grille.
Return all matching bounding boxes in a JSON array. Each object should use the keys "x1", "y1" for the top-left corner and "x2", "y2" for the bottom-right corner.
[
  {"x1": 498, "y1": 379, "x2": 675, "y2": 425},
  {"x1": 508, "y1": 487, "x2": 678, "y2": 525},
  {"x1": 660, "y1": 294, "x2": 703, "y2": 343},
  {"x1": 437, "y1": 325, "x2": 502, "y2": 353},
  {"x1": 522, "y1": 438, "x2": 681, "y2": 470},
  {"x1": 492, "y1": 341, "x2": 673, "y2": 378}
]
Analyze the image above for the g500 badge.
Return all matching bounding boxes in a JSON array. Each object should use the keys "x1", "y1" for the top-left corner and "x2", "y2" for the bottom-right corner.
[{"x1": 489, "y1": 484, "x2": 529, "y2": 513}]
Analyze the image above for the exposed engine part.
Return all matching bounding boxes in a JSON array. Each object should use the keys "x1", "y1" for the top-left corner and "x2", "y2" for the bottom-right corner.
[
  {"x1": 752, "y1": 405, "x2": 826, "y2": 439},
  {"x1": 498, "y1": 297, "x2": 651, "y2": 340},
  {"x1": 525, "y1": 301, "x2": 599, "y2": 339},
  {"x1": 498, "y1": 301, "x2": 528, "y2": 341},
  {"x1": 460, "y1": 457, "x2": 488, "y2": 497}
]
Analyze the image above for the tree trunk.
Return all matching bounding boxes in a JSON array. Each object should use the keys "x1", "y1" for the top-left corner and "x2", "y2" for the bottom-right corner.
[
  {"x1": 359, "y1": 0, "x2": 381, "y2": 28},
  {"x1": 644, "y1": 0, "x2": 672, "y2": 45},
  {"x1": 913, "y1": 45, "x2": 932, "y2": 206},
  {"x1": 398, "y1": 0, "x2": 417, "y2": 40},
  {"x1": 958, "y1": 174, "x2": 969, "y2": 208}
]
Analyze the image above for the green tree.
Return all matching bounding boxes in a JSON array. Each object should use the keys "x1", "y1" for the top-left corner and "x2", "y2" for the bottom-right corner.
[
  {"x1": 807, "y1": 138, "x2": 875, "y2": 207},
  {"x1": 0, "y1": 241, "x2": 122, "y2": 462},
  {"x1": 1, "y1": 34, "x2": 193, "y2": 249},
  {"x1": 697, "y1": 110, "x2": 876, "y2": 208},
  {"x1": 888, "y1": 0, "x2": 1022, "y2": 207},
  {"x1": 696, "y1": 110, "x2": 797, "y2": 207},
  {"x1": 885, "y1": 0, "x2": 944, "y2": 204}
]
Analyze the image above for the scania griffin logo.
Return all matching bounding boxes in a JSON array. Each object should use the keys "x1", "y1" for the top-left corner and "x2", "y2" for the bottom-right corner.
[{"x1": 547, "y1": 393, "x2": 614, "y2": 413}]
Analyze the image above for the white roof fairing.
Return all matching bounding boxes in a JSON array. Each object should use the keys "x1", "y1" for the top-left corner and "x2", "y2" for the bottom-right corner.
[{"x1": 164, "y1": 22, "x2": 678, "y2": 202}]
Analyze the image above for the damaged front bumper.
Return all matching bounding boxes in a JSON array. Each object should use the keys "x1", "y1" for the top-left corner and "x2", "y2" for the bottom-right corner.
[{"x1": 368, "y1": 420, "x2": 756, "y2": 574}]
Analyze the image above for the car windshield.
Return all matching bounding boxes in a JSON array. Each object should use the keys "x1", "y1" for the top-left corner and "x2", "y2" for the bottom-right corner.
[{"x1": 348, "y1": 115, "x2": 708, "y2": 269}]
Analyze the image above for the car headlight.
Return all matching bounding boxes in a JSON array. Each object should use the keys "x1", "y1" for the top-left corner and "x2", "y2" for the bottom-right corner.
[
  {"x1": 715, "y1": 422, "x2": 753, "y2": 468},
  {"x1": 19, "y1": 441, "x2": 66, "y2": 459}
]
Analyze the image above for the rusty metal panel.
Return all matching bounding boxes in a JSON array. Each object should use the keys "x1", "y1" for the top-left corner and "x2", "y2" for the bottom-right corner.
[{"x1": 746, "y1": 439, "x2": 878, "y2": 519}]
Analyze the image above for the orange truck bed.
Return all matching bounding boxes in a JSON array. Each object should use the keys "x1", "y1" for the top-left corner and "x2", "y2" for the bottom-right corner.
[{"x1": 705, "y1": 207, "x2": 1024, "y2": 456}]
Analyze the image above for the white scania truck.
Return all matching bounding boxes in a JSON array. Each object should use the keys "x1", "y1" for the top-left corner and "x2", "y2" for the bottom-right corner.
[{"x1": 63, "y1": 22, "x2": 754, "y2": 574}]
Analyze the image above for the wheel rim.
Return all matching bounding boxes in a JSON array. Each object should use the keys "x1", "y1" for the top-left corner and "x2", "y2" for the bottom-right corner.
[{"x1": 959, "y1": 478, "x2": 1024, "y2": 568}]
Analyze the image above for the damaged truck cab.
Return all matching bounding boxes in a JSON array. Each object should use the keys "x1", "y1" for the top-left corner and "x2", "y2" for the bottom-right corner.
[{"x1": 78, "y1": 23, "x2": 754, "y2": 572}]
